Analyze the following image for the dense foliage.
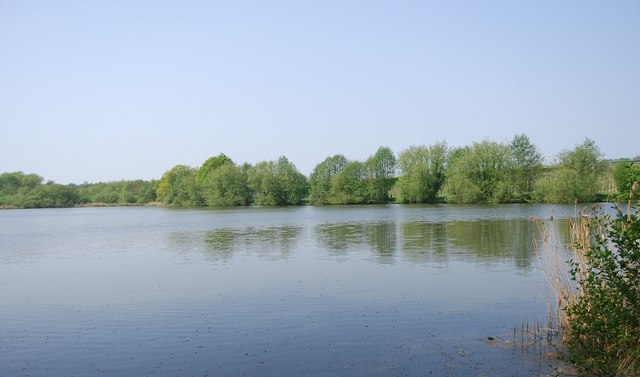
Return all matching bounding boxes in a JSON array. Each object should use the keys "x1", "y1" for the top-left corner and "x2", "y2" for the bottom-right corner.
[
  {"x1": 510, "y1": 134, "x2": 543, "y2": 202},
  {"x1": 614, "y1": 161, "x2": 640, "y2": 201},
  {"x1": 308, "y1": 147, "x2": 396, "y2": 205},
  {"x1": 535, "y1": 139, "x2": 604, "y2": 203},
  {"x1": 565, "y1": 202, "x2": 640, "y2": 376},
  {"x1": 0, "y1": 171, "x2": 157, "y2": 208},
  {"x1": 2, "y1": 135, "x2": 636, "y2": 208},
  {"x1": 444, "y1": 140, "x2": 514, "y2": 203},
  {"x1": 155, "y1": 154, "x2": 308, "y2": 207},
  {"x1": 396, "y1": 142, "x2": 447, "y2": 203},
  {"x1": 248, "y1": 157, "x2": 307, "y2": 206},
  {"x1": 77, "y1": 180, "x2": 157, "y2": 204},
  {"x1": 308, "y1": 155, "x2": 348, "y2": 205},
  {"x1": 442, "y1": 135, "x2": 545, "y2": 204}
]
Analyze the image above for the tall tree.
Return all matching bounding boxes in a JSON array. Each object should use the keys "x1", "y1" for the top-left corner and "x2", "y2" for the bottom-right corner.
[
  {"x1": 444, "y1": 140, "x2": 513, "y2": 203},
  {"x1": 365, "y1": 146, "x2": 396, "y2": 203},
  {"x1": 278, "y1": 156, "x2": 308, "y2": 205},
  {"x1": 613, "y1": 161, "x2": 640, "y2": 200},
  {"x1": 24, "y1": 183, "x2": 78, "y2": 208},
  {"x1": 156, "y1": 165, "x2": 203, "y2": 206},
  {"x1": 535, "y1": 138, "x2": 603, "y2": 203},
  {"x1": 330, "y1": 161, "x2": 368, "y2": 204},
  {"x1": 195, "y1": 154, "x2": 233, "y2": 185},
  {"x1": 202, "y1": 163, "x2": 250, "y2": 206},
  {"x1": 396, "y1": 142, "x2": 448, "y2": 203},
  {"x1": 309, "y1": 154, "x2": 348, "y2": 205},
  {"x1": 247, "y1": 157, "x2": 307, "y2": 205},
  {"x1": 509, "y1": 134, "x2": 543, "y2": 202}
]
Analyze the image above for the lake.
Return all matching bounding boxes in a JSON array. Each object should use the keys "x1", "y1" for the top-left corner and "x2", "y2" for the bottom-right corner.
[{"x1": 0, "y1": 204, "x2": 578, "y2": 376}]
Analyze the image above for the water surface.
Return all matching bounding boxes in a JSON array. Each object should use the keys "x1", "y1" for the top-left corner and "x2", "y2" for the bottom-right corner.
[{"x1": 0, "y1": 204, "x2": 577, "y2": 376}]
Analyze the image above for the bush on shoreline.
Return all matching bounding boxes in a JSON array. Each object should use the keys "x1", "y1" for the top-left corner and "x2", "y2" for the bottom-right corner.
[
  {"x1": 563, "y1": 200, "x2": 640, "y2": 376},
  {"x1": 538, "y1": 186, "x2": 640, "y2": 376}
]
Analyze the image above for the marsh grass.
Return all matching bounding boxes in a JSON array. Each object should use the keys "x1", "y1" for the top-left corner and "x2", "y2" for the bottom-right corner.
[{"x1": 532, "y1": 210, "x2": 589, "y2": 345}]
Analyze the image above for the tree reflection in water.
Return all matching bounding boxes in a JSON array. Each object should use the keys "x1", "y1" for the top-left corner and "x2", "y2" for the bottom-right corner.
[
  {"x1": 317, "y1": 219, "x2": 539, "y2": 270},
  {"x1": 204, "y1": 225, "x2": 301, "y2": 260},
  {"x1": 315, "y1": 222, "x2": 397, "y2": 259}
]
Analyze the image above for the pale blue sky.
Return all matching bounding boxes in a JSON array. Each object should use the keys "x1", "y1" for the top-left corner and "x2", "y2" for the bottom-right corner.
[{"x1": 1, "y1": 0, "x2": 638, "y2": 184}]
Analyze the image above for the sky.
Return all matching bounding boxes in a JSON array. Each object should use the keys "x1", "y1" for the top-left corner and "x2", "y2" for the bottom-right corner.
[{"x1": 1, "y1": 0, "x2": 638, "y2": 184}]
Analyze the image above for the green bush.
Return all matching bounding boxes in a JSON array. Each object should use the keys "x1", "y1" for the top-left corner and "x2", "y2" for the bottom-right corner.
[{"x1": 565, "y1": 202, "x2": 640, "y2": 376}]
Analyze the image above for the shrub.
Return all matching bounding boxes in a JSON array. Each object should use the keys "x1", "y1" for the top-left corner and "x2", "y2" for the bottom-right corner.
[{"x1": 564, "y1": 198, "x2": 640, "y2": 376}]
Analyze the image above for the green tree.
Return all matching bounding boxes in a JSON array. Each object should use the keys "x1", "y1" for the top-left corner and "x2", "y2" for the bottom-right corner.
[
  {"x1": 23, "y1": 183, "x2": 78, "y2": 208},
  {"x1": 613, "y1": 161, "x2": 640, "y2": 200},
  {"x1": 117, "y1": 180, "x2": 157, "y2": 204},
  {"x1": 278, "y1": 156, "x2": 308, "y2": 205},
  {"x1": 248, "y1": 161, "x2": 279, "y2": 205},
  {"x1": 0, "y1": 172, "x2": 44, "y2": 207},
  {"x1": 444, "y1": 140, "x2": 513, "y2": 203},
  {"x1": 195, "y1": 154, "x2": 233, "y2": 185},
  {"x1": 536, "y1": 138, "x2": 603, "y2": 203},
  {"x1": 0, "y1": 172, "x2": 42, "y2": 194},
  {"x1": 396, "y1": 142, "x2": 448, "y2": 203},
  {"x1": 247, "y1": 157, "x2": 307, "y2": 206},
  {"x1": 365, "y1": 146, "x2": 397, "y2": 203},
  {"x1": 509, "y1": 134, "x2": 542, "y2": 202},
  {"x1": 330, "y1": 161, "x2": 368, "y2": 204},
  {"x1": 78, "y1": 182, "x2": 119, "y2": 203},
  {"x1": 309, "y1": 154, "x2": 348, "y2": 205},
  {"x1": 203, "y1": 162, "x2": 251, "y2": 206},
  {"x1": 156, "y1": 165, "x2": 203, "y2": 206}
]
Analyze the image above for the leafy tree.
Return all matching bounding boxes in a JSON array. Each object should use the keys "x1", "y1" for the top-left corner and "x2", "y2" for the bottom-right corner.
[
  {"x1": 23, "y1": 183, "x2": 78, "y2": 208},
  {"x1": 613, "y1": 161, "x2": 640, "y2": 200},
  {"x1": 509, "y1": 134, "x2": 542, "y2": 202},
  {"x1": 202, "y1": 162, "x2": 251, "y2": 206},
  {"x1": 0, "y1": 172, "x2": 46, "y2": 207},
  {"x1": 195, "y1": 154, "x2": 233, "y2": 185},
  {"x1": 536, "y1": 138, "x2": 603, "y2": 203},
  {"x1": 309, "y1": 154, "x2": 348, "y2": 205},
  {"x1": 248, "y1": 161, "x2": 279, "y2": 205},
  {"x1": 443, "y1": 146, "x2": 483, "y2": 204},
  {"x1": 277, "y1": 156, "x2": 308, "y2": 205},
  {"x1": 119, "y1": 180, "x2": 157, "y2": 204},
  {"x1": 444, "y1": 140, "x2": 513, "y2": 203},
  {"x1": 0, "y1": 172, "x2": 43, "y2": 195},
  {"x1": 365, "y1": 146, "x2": 397, "y2": 203},
  {"x1": 76, "y1": 180, "x2": 157, "y2": 204},
  {"x1": 156, "y1": 165, "x2": 202, "y2": 206},
  {"x1": 396, "y1": 142, "x2": 448, "y2": 203},
  {"x1": 247, "y1": 157, "x2": 307, "y2": 205},
  {"x1": 330, "y1": 161, "x2": 369, "y2": 204},
  {"x1": 79, "y1": 182, "x2": 119, "y2": 203}
]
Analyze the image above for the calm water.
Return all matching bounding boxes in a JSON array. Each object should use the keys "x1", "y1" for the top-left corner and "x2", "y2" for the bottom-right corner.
[{"x1": 0, "y1": 204, "x2": 578, "y2": 377}]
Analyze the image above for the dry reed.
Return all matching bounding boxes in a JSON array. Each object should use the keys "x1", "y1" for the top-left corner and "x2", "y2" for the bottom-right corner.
[{"x1": 531, "y1": 206, "x2": 590, "y2": 346}]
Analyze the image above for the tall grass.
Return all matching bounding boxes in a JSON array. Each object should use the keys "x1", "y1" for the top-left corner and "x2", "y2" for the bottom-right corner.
[{"x1": 532, "y1": 210, "x2": 587, "y2": 345}]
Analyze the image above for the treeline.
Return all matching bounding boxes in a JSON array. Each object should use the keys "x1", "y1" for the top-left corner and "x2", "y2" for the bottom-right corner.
[
  {"x1": 0, "y1": 172, "x2": 157, "y2": 209},
  {"x1": 2, "y1": 134, "x2": 639, "y2": 209},
  {"x1": 0, "y1": 173, "x2": 80, "y2": 208},
  {"x1": 154, "y1": 135, "x2": 638, "y2": 207},
  {"x1": 155, "y1": 154, "x2": 307, "y2": 206}
]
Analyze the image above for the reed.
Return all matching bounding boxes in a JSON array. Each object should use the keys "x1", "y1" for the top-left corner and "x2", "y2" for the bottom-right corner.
[{"x1": 532, "y1": 208, "x2": 588, "y2": 346}]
